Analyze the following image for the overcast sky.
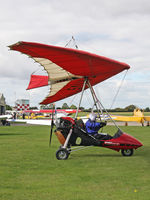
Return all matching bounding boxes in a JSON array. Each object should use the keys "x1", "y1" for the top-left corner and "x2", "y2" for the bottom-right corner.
[{"x1": 0, "y1": 0, "x2": 150, "y2": 109}]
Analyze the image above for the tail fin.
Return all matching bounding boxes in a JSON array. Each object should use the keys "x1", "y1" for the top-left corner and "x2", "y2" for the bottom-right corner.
[
  {"x1": 26, "y1": 75, "x2": 48, "y2": 90},
  {"x1": 133, "y1": 108, "x2": 144, "y2": 117}
]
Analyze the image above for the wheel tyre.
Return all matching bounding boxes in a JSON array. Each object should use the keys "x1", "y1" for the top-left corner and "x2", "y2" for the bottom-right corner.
[
  {"x1": 56, "y1": 148, "x2": 69, "y2": 160},
  {"x1": 121, "y1": 149, "x2": 134, "y2": 156}
]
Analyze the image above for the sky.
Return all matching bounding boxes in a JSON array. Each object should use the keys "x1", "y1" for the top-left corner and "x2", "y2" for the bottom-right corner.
[{"x1": 0, "y1": 0, "x2": 150, "y2": 109}]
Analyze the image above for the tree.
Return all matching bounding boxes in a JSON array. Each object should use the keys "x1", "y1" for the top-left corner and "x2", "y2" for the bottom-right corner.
[
  {"x1": 70, "y1": 104, "x2": 77, "y2": 109},
  {"x1": 145, "y1": 107, "x2": 150, "y2": 112},
  {"x1": 113, "y1": 107, "x2": 124, "y2": 112},
  {"x1": 124, "y1": 105, "x2": 136, "y2": 112},
  {"x1": 40, "y1": 104, "x2": 54, "y2": 110},
  {"x1": 29, "y1": 106, "x2": 38, "y2": 110},
  {"x1": 62, "y1": 103, "x2": 69, "y2": 109},
  {"x1": 56, "y1": 107, "x2": 61, "y2": 109},
  {"x1": 79, "y1": 106, "x2": 85, "y2": 111},
  {"x1": 6, "y1": 105, "x2": 12, "y2": 110}
]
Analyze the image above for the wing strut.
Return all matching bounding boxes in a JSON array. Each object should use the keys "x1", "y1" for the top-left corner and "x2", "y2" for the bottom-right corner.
[
  {"x1": 75, "y1": 78, "x2": 88, "y2": 119},
  {"x1": 73, "y1": 77, "x2": 122, "y2": 130},
  {"x1": 87, "y1": 80, "x2": 102, "y2": 120},
  {"x1": 87, "y1": 80, "x2": 121, "y2": 130}
]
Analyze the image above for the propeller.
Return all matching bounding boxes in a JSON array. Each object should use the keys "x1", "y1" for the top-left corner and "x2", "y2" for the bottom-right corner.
[{"x1": 49, "y1": 104, "x2": 55, "y2": 146}]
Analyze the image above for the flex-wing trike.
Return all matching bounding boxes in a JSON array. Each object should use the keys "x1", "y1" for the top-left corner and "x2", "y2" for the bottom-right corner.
[
  {"x1": 54, "y1": 78, "x2": 143, "y2": 160},
  {"x1": 9, "y1": 41, "x2": 143, "y2": 160}
]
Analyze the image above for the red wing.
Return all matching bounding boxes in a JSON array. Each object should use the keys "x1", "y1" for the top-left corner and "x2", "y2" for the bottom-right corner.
[{"x1": 9, "y1": 41, "x2": 130, "y2": 104}]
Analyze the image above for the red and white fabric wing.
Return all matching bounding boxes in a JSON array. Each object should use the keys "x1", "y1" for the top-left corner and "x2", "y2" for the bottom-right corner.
[{"x1": 9, "y1": 41, "x2": 130, "y2": 104}]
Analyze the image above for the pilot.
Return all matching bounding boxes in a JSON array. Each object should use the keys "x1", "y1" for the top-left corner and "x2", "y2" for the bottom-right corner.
[{"x1": 85, "y1": 113, "x2": 107, "y2": 139}]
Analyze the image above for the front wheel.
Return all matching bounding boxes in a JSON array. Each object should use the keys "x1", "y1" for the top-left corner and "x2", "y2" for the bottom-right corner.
[
  {"x1": 56, "y1": 148, "x2": 69, "y2": 160},
  {"x1": 121, "y1": 149, "x2": 134, "y2": 156}
]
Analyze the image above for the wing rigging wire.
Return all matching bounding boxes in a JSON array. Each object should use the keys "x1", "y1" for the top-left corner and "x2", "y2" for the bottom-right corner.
[
  {"x1": 109, "y1": 70, "x2": 128, "y2": 109},
  {"x1": 67, "y1": 93, "x2": 78, "y2": 107},
  {"x1": 65, "y1": 36, "x2": 78, "y2": 49},
  {"x1": 30, "y1": 36, "x2": 78, "y2": 77},
  {"x1": 84, "y1": 90, "x2": 93, "y2": 109}
]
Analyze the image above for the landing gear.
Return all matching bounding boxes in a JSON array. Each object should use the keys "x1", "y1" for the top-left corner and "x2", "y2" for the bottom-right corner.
[
  {"x1": 56, "y1": 148, "x2": 70, "y2": 160},
  {"x1": 121, "y1": 149, "x2": 133, "y2": 156}
]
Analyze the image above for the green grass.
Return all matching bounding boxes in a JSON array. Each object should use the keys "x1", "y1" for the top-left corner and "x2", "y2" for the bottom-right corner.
[{"x1": 0, "y1": 125, "x2": 150, "y2": 200}]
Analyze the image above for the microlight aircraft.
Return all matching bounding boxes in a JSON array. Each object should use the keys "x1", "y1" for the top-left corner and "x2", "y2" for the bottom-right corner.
[
  {"x1": 9, "y1": 41, "x2": 143, "y2": 160},
  {"x1": 112, "y1": 108, "x2": 150, "y2": 126}
]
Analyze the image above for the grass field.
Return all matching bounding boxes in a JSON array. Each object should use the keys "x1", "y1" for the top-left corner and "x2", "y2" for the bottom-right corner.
[{"x1": 0, "y1": 125, "x2": 150, "y2": 200}]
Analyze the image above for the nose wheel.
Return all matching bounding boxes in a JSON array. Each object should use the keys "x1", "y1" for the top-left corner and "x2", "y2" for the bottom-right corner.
[
  {"x1": 121, "y1": 149, "x2": 133, "y2": 156},
  {"x1": 56, "y1": 148, "x2": 70, "y2": 160}
]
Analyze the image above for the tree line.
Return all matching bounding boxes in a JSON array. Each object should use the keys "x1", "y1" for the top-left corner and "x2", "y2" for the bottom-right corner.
[
  {"x1": 41, "y1": 103, "x2": 150, "y2": 112},
  {"x1": 6, "y1": 103, "x2": 150, "y2": 112}
]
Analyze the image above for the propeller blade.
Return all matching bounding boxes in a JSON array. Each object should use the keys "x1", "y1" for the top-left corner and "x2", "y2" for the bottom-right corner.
[
  {"x1": 49, "y1": 120, "x2": 54, "y2": 146},
  {"x1": 49, "y1": 104, "x2": 55, "y2": 146}
]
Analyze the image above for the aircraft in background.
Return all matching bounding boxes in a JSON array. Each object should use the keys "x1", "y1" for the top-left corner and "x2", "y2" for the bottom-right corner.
[
  {"x1": 9, "y1": 118, "x2": 52, "y2": 126},
  {"x1": 8, "y1": 109, "x2": 80, "y2": 126},
  {"x1": 111, "y1": 108, "x2": 150, "y2": 126},
  {"x1": 0, "y1": 114, "x2": 12, "y2": 120},
  {"x1": 0, "y1": 114, "x2": 12, "y2": 126},
  {"x1": 23, "y1": 109, "x2": 80, "y2": 118}
]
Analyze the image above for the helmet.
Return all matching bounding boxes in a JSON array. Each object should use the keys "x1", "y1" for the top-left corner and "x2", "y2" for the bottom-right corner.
[{"x1": 89, "y1": 113, "x2": 97, "y2": 121}]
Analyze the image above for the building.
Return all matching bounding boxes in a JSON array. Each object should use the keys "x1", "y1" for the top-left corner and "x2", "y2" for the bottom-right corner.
[
  {"x1": 15, "y1": 99, "x2": 30, "y2": 111},
  {"x1": 0, "y1": 93, "x2": 6, "y2": 115}
]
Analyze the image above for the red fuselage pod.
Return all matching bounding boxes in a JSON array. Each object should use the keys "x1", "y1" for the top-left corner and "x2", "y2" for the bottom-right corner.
[{"x1": 102, "y1": 133, "x2": 143, "y2": 151}]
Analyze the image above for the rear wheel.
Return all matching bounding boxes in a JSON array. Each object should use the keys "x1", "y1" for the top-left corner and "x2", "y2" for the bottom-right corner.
[
  {"x1": 121, "y1": 149, "x2": 133, "y2": 156},
  {"x1": 56, "y1": 148, "x2": 69, "y2": 160}
]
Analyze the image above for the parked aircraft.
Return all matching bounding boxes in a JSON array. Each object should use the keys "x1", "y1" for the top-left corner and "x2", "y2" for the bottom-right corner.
[
  {"x1": 8, "y1": 109, "x2": 70, "y2": 125},
  {"x1": 7, "y1": 107, "x2": 80, "y2": 125},
  {"x1": 0, "y1": 114, "x2": 12, "y2": 126},
  {"x1": 112, "y1": 108, "x2": 150, "y2": 126},
  {"x1": 0, "y1": 114, "x2": 12, "y2": 120},
  {"x1": 23, "y1": 109, "x2": 80, "y2": 118}
]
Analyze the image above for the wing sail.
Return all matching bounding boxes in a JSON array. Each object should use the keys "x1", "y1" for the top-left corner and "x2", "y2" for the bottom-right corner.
[{"x1": 9, "y1": 41, "x2": 130, "y2": 104}]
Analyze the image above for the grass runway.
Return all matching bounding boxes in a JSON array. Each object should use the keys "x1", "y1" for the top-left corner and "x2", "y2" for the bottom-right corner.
[{"x1": 0, "y1": 125, "x2": 150, "y2": 200}]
